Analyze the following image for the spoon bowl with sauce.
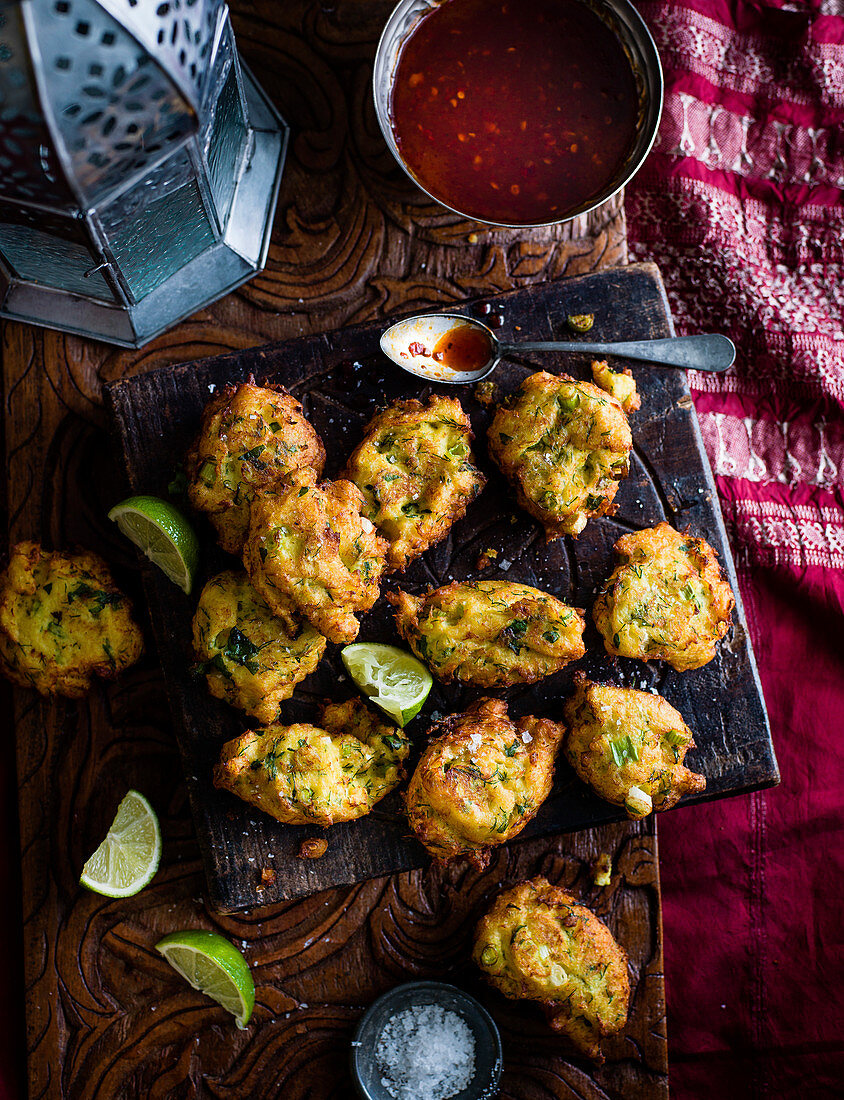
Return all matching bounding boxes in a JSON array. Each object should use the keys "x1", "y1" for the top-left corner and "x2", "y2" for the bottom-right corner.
[{"x1": 381, "y1": 313, "x2": 736, "y2": 383}]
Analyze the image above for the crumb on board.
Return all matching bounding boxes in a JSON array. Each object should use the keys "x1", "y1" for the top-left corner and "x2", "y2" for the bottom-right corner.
[
  {"x1": 473, "y1": 379, "x2": 497, "y2": 407},
  {"x1": 476, "y1": 547, "x2": 498, "y2": 570},
  {"x1": 592, "y1": 852, "x2": 612, "y2": 886},
  {"x1": 298, "y1": 837, "x2": 328, "y2": 860},
  {"x1": 258, "y1": 867, "x2": 277, "y2": 888}
]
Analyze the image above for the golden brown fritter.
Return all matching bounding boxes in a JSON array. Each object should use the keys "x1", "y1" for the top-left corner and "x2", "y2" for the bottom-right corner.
[
  {"x1": 192, "y1": 570, "x2": 326, "y2": 725},
  {"x1": 488, "y1": 371, "x2": 632, "y2": 539},
  {"x1": 344, "y1": 395, "x2": 486, "y2": 572},
  {"x1": 593, "y1": 522, "x2": 735, "y2": 671},
  {"x1": 0, "y1": 541, "x2": 143, "y2": 698},
  {"x1": 387, "y1": 579, "x2": 585, "y2": 687},
  {"x1": 405, "y1": 697, "x2": 565, "y2": 866},
  {"x1": 564, "y1": 673, "x2": 706, "y2": 818},
  {"x1": 185, "y1": 381, "x2": 325, "y2": 555},
  {"x1": 591, "y1": 360, "x2": 640, "y2": 414},
  {"x1": 242, "y1": 467, "x2": 388, "y2": 645},
  {"x1": 213, "y1": 697, "x2": 410, "y2": 826},
  {"x1": 473, "y1": 877, "x2": 630, "y2": 1062}
]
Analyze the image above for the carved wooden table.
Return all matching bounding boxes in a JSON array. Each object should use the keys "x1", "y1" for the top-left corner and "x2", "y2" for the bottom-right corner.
[{"x1": 2, "y1": 2, "x2": 666, "y2": 1097}]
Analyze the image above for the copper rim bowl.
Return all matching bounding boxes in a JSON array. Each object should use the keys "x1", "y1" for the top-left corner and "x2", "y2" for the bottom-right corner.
[{"x1": 372, "y1": 0, "x2": 664, "y2": 228}]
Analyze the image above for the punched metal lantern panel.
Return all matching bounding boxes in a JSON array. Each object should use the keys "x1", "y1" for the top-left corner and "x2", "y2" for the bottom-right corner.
[{"x1": 0, "y1": 0, "x2": 288, "y2": 347}]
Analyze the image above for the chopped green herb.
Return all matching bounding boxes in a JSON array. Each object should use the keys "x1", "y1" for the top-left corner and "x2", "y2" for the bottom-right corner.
[
  {"x1": 297, "y1": 487, "x2": 308, "y2": 497},
  {"x1": 198, "y1": 458, "x2": 216, "y2": 487}
]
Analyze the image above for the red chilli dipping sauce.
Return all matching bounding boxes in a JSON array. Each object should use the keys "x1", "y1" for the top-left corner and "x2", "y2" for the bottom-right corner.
[{"x1": 389, "y1": 0, "x2": 639, "y2": 225}]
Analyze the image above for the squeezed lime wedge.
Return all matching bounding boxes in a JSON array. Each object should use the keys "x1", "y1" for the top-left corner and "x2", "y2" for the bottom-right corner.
[
  {"x1": 108, "y1": 495, "x2": 199, "y2": 594},
  {"x1": 80, "y1": 790, "x2": 161, "y2": 898},
  {"x1": 156, "y1": 929, "x2": 255, "y2": 1029},
  {"x1": 341, "y1": 642, "x2": 432, "y2": 726}
]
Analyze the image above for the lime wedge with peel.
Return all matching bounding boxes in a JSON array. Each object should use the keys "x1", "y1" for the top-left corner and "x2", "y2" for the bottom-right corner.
[
  {"x1": 80, "y1": 789, "x2": 161, "y2": 898},
  {"x1": 108, "y1": 495, "x2": 199, "y2": 594},
  {"x1": 341, "y1": 642, "x2": 432, "y2": 726},
  {"x1": 156, "y1": 930, "x2": 255, "y2": 1029}
]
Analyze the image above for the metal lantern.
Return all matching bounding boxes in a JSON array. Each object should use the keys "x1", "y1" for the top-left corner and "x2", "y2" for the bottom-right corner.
[{"x1": 0, "y1": 0, "x2": 288, "y2": 347}]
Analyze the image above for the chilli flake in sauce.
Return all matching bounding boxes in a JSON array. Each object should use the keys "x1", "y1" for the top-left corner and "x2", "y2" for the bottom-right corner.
[{"x1": 390, "y1": 0, "x2": 639, "y2": 225}]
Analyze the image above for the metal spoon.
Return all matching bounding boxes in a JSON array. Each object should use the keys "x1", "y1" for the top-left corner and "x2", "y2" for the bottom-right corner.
[{"x1": 380, "y1": 313, "x2": 735, "y2": 384}]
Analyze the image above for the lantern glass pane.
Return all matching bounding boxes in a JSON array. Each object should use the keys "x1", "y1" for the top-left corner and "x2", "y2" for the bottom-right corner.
[
  {"x1": 0, "y1": 4, "x2": 75, "y2": 204},
  {"x1": 101, "y1": 150, "x2": 215, "y2": 300},
  {"x1": 0, "y1": 224, "x2": 114, "y2": 299},
  {"x1": 206, "y1": 60, "x2": 248, "y2": 223},
  {"x1": 31, "y1": 0, "x2": 195, "y2": 204}
]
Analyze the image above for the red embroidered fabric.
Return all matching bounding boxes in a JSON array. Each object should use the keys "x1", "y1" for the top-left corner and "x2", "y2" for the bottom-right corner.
[{"x1": 626, "y1": 2, "x2": 844, "y2": 1096}]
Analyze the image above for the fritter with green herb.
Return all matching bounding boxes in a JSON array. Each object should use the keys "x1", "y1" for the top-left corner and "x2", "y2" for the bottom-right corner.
[
  {"x1": 243, "y1": 467, "x2": 388, "y2": 645},
  {"x1": 186, "y1": 381, "x2": 325, "y2": 555},
  {"x1": 213, "y1": 697, "x2": 410, "y2": 826},
  {"x1": 488, "y1": 371, "x2": 632, "y2": 539},
  {"x1": 593, "y1": 522, "x2": 734, "y2": 671},
  {"x1": 472, "y1": 876, "x2": 630, "y2": 1062},
  {"x1": 405, "y1": 697, "x2": 565, "y2": 866},
  {"x1": 344, "y1": 395, "x2": 486, "y2": 572},
  {"x1": 564, "y1": 673, "x2": 706, "y2": 818},
  {"x1": 0, "y1": 541, "x2": 143, "y2": 697},
  {"x1": 387, "y1": 579, "x2": 585, "y2": 687},
  {"x1": 192, "y1": 570, "x2": 326, "y2": 725}
]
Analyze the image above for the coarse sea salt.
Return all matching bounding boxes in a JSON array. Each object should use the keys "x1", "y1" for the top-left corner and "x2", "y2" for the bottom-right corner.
[{"x1": 375, "y1": 1003, "x2": 476, "y2": 1100}]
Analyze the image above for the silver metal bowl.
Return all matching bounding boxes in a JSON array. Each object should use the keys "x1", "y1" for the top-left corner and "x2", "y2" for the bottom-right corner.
[{"x1": 372, "y1": 0, "x2": 664, "y2": 228}]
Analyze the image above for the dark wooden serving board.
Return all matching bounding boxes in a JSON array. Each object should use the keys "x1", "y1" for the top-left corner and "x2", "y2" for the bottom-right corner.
[{"x1": 106, "y1": 260, "x2": 777, "y2": 914}]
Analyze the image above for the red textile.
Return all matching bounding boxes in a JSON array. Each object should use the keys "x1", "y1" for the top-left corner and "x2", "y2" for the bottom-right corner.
[{"x1": 625, "y1": 1, "x2": 844, "y2": 1096}]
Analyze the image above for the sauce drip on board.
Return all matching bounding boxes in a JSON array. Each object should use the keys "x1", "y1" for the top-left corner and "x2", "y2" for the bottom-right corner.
[
  {"x1": 431, "y1": 324, "x2": 492, "y2": 372},
  {"x1": 390, "y1": 0, "x2": 639, "y2": 225}
]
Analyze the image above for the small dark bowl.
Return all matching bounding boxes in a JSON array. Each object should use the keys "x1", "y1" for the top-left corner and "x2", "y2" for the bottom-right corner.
[
  {"x1": 373, "y1": 0, "x2": 664, "y2": 228},
  {"x1": 351, "y1": 981, "x2": 503, "y2": 1100}
]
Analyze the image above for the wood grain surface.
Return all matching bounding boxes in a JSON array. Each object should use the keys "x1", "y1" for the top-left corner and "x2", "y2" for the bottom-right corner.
[
  {"x1": 106, "y1": 262, "x2": 776, "y2": 915},
  {"x1": 0, "y1": 2, "x2": 675, "y2": 1097}
]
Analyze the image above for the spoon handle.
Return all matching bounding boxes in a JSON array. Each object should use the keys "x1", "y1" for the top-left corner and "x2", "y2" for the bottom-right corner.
[{"x1": 500, "y1": 334, "x2": 736, "y2": 372}]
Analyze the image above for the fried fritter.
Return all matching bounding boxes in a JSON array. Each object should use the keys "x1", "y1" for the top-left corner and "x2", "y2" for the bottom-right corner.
[
  {"x1": 405, "y1": 697, "x2": 565, "y2": 866},
  {"x1": 472, "y1": 876, "x2": 630, "y2": 1062},
  {"x1": 387, "y1": 579, "x2": 585, "y2": 687},
  {"x1": 593, "y1": 522, "x2": 734, "y2": 671},
  {"x1": 344, "y1": 395, "x2": 486, "y2": 572},
  {"x1": 564, "y1": 673, "x2": 706, "y2": 818},
  {"x1": 192, "y1": 570, "x2": 326, "y2": 725},
  {"x1": 213, "y1": 697, "x2": 410, "y2": 826},
  {"x1": 242, "y1": 467, "x2": 388, "y2": 644},
  {"x1": 488, "y1": 371, "x2": 632, "y2": 539},
  {"x1": 185, "y1": 381, "x2": 325, "y2": 555},
  {"x1": 591, "y1": 360, "x2": 640, "y2": 414},
  {"x1": 0, "y1": 541, "x2": 143, "y2": 698}
]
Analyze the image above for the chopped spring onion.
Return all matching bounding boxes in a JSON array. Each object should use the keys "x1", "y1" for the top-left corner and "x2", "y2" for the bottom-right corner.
[{"x1": 625, "y1": 786, "x2": 653, "y2": 818}]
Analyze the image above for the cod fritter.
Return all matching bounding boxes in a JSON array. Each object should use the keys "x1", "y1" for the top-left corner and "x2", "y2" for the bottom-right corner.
[
  {"x1": 564, "y1": 674, "x2": 706, "y2": 818},
  {"x1": 593, "y1": 522, "x2": 735, "y2": 671},
  {"x1": 344, "y1": 395, "x2": 486, "y2": 572},
  {"x1": 185, "y1": 381, "x2": 325, "y2": 555},
  {"x1": 473, "y1": 877, "x2": 630, "y2": 1062},
  {"x1": 405, "y1": 697, "x2": 565, "y2": 866},
  {"x1": 242, "y1": 467, "x2": 388, "y2": 645},
  {"x1": 213, "y1": 697, "x2": 410, "y2": 826},
  {"x1": 192, "y1": 570, "x2": 326, "y2": 725},
  {"x1": 0, "y1": 541, "x2": 143, "y2": 697},
  {"x1": 387, "y1": 579, "x2": 585, "y2": 687},
  {"x1": 488, "y1": 371, "x2": 632, "y2": 539},
  {"x1": 591, "y1": 360, "x2": 640, "y2": 414}
]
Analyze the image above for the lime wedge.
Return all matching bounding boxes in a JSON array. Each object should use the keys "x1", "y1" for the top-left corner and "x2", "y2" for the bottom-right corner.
[
  {"x1": 156, "y1": 930, "x2": 255, "y2": 1029},
  {"x1": 341, "y1": 642, "x2": 432, "y2": 726},
  {"x1": 80, "y1": 790, "x2": 161, "y2": 898},
  {"x1": 108, "y1": 494, "x2": 199, "y2": 594}
]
